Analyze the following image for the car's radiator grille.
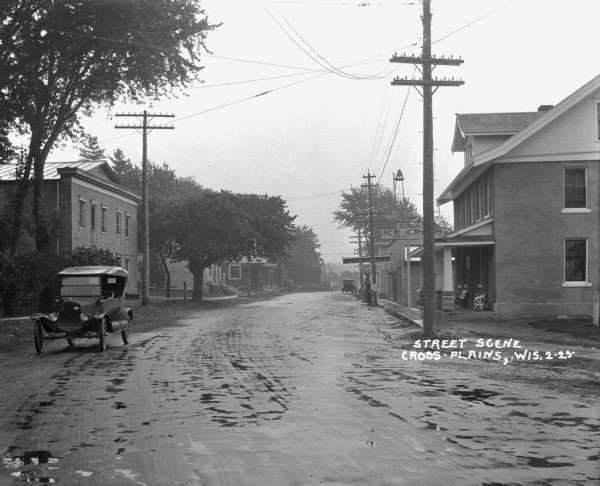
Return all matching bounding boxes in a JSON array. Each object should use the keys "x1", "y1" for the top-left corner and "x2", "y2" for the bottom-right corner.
[{"x1": 60, "y1": 302, "x2": 80, "y2": 322}]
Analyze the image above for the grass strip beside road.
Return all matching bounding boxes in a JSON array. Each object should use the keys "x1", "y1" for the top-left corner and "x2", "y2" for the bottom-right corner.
[{"x1": 0, "y1": 295, "x2": 273, "y2": 354}]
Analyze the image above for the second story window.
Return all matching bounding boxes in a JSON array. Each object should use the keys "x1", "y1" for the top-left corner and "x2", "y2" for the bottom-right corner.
[
  {"x1": 473, "y1": 184, "x2": 480, "y2": 222},
  {"x1": 116, "y1": 210, "x2": 121, "y2": 236},
  {"x1": 90, "y1": 204, "x2": 96, "y2": 230},
  {"x1": 481, "y1": 176, "x2": 490, "y2": 218},
  {"x1": 597, "y1": 103, "x2": 600, "y2": 140},
  {"x1": 564, "y1": 168, "x2": 586, "y2": 209},
  {"x1": 125, "y1": 214, "x2": 130, "y2": 238},
  {"x1": 78, "y1": 199, "x2": 86, "y2": 228},
  {"x1": 101, "y1": 206, "x2": 107, "y2": 233}
]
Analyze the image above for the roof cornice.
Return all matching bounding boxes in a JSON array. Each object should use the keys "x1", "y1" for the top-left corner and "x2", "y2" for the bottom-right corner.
[{"x1": 58, "y1": 168, "x2": 141, "y2": 202}]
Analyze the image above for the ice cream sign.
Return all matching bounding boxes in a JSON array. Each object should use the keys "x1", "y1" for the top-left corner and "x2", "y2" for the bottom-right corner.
[{"x1": 380, "y1": 222, "x2": 446, "y2": 241}]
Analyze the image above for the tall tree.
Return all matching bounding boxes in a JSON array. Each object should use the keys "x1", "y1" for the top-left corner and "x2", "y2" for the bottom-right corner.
[
  {"x1": 171, "y1": 191, "x2": 295, "y2": 301},
  {"x1": 0, "y1": 0, "x2": 216, "y2": 255},
  {"x1": 113, "y1": 157, "x2": 203, "y2": 296},
  {"x1": 333, "y1": 186, "x2": 421, "y2": 247},
  {"x1": 286, "y1": 226, "x2": 323, "y2": 286},
  {"x1": 78, "y1": 134, "x2": 105, "y2": 162}
]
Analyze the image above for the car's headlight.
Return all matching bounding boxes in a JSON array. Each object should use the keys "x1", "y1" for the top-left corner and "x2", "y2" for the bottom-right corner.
[
  {"x1": 80, "y1": 312, "x2": 90, "y2": 322},
  {"x1": 49, "y1": 312, "x2": 59, "y2": 322}
]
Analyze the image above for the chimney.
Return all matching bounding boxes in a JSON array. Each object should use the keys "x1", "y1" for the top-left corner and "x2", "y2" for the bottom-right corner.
[{"x1": 537, "y1": 105, "x2": 553, "y2": 112}]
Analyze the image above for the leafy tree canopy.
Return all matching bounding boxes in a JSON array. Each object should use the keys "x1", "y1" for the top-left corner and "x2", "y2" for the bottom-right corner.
[
  {"x1": 169, "y1": 191, "x2": 296, "y2": 300},
  {"x1": 333, "y1": 185, "x2": 421, "y2": 237},
  {"x1": 1, "y1": 0, "x2": 217, "y2": 254},
  {"x1": 287, "y1": 225, "x2": 323, "y2": 285}
]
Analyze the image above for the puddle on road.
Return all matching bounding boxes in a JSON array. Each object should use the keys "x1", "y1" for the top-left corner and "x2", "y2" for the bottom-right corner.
[
  {"x1": 3, "y1": 450, "x2": 59, "y2": 484},
  {"x1": 452, "y1": 388, "x2": 499, "y2": 405},
  {"x1": 520, "y1": 456, "x2": 575, "y2": 468}
]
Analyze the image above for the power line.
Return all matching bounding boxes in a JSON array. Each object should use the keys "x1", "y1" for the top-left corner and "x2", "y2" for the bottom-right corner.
[
  {"x1": 269, "y1": 9, "x2": 395, "y2": 81},
  {"x1": 376, "y1": 69, "x2": 414, "y2": 184}
]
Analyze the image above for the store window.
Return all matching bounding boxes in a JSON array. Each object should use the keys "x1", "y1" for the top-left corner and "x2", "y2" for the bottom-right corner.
[{"x1": 564, "y1": 239, "x2": 587, "y2": 283}]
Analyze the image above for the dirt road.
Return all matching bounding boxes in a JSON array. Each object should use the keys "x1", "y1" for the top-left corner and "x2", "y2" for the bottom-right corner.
[{"x1": 1, "y1": 292, "x2": 598, "y2": 485}]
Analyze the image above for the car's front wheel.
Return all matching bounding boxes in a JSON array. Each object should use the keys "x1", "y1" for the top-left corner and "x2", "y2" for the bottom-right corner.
[
  {"x1": 34, "y1": 321, "x2": 43, "y2": 354},
  {"x1": 121, "y1": 316, "x2": 131, "y2": 345},
  {"x1": 98, "y1": 319, "x2": 107, "y2": 352}
]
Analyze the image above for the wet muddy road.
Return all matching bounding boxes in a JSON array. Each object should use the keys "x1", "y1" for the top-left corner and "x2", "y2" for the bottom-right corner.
[{"x1": 1, "y1": 292, "x2": 599, "y2": 485}]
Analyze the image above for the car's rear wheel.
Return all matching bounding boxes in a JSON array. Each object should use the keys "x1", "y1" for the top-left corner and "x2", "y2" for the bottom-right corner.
[
  {"x1": 34, "y1": 321, "x2": 43, "y2": 354},
  {"x1": 98, "y1": 319, "x2": 107, "y2": 352},
  {"x1": 121, "y1": 316, "x2": 131, "y2": 345}
]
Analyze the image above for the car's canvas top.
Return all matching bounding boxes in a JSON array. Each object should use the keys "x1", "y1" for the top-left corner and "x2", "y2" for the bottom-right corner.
[{"x1": 58, "y1": 266, "x2": 128, "y2": 277}]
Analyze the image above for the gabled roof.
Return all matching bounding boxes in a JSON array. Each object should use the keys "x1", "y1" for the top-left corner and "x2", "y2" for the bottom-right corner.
[
  {"x1": 452, "y1": 112, "x2": 544, "y2": 152},
  {"x1": 441, "y1": 73, "x2": 600, "y2": 204},
  {"x1": 0, "y1": 160, "x2": 119, "y2": 182},
  {"x1": 476, "y1": 73, "x2": 600, "y2": 165}
]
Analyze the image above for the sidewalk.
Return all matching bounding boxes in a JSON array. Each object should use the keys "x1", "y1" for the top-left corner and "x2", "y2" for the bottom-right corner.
[
  {"x1": 378, "y1": 298, "x2": 600, "y2": 354},
  {"x1": 378, "y1": 299, "x2": 424, "y2": 328}
]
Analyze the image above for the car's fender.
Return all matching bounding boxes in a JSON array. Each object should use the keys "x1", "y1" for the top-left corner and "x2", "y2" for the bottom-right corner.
[{"x1": 106, "y1": 307, "x2": 134, "y2": 332}]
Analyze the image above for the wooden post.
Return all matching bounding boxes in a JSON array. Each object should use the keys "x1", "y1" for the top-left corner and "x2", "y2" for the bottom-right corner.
[{"x1": 593, "y1": 290, "x2": 599, "y2": 327}]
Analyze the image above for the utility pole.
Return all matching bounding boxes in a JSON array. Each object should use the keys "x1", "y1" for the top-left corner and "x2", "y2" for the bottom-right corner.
[
  {"x1": 362, "y1": 171, "x2": 378, "y2": 305},
  {"x1": 350, "y1": 230, "x2": 365, "y2": 290},
  {"x1": 115, "y1": 111, "x2": 175, "y2": 306},
  {"x1": 390, "y1": 0, "x2": 463, "y2": 336}
]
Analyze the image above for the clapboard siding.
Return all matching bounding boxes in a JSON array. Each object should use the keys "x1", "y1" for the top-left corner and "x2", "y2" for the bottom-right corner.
[{"x1": 509, "y1": 90, "x2": 600, "y2": 158}]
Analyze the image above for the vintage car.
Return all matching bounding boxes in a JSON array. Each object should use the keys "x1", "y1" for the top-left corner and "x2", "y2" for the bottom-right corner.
[
  {"x1": 341, "y1": 279, "x2": 356, "y2": 294},
  {"x1": 31, "y1": 266, "x2": 133, "y2": 354}
]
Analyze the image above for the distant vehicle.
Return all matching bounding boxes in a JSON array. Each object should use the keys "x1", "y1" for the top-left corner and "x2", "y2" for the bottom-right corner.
[
  {"x1": 341, "y1": 279, "x2": 356, "y2": 294},
  {"x1": 31, "y1": 266, "x2": 133, "y2": 354}
]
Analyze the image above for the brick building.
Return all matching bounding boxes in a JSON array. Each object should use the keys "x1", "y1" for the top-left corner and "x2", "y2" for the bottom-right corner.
[
  {"x1": 0, "y1": 161, "x2": 140, "y2": 295},
  {"x1": 436, "y1": 74, "x2": 600, "y2": 318}
]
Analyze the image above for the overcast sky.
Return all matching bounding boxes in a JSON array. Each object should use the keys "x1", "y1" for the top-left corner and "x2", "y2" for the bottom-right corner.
[{"x1": 48, "y1": 0, "x2": 600, "y2": 264}]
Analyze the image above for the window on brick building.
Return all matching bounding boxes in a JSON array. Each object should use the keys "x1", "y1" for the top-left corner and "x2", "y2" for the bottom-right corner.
[
  {"x1": 565, "y1": 239, "x2": 587, "y2": 282},
  {"x1": 116, "y1": 210, "x2": 121, "y2": 235},
  {"x1": 101, "y1": 206, "x2": 107, "y2": 233},
  {"x1": 125, "y1": 214, "x2": 130, "y2": 238},
  {"x1": 78, "y1": 199, "x2": 86, "y2": 228},
  {"x1": 564, "y1": 168, "x2": 586, "y2": 209},
  {"x1": 90, "y1": 204, "x2": 96, "y2": 230}
]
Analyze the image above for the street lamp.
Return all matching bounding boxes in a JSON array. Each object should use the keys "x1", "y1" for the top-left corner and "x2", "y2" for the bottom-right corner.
[{"x1": 393, "y1": 169, "x2": 405, "y2": 199}]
